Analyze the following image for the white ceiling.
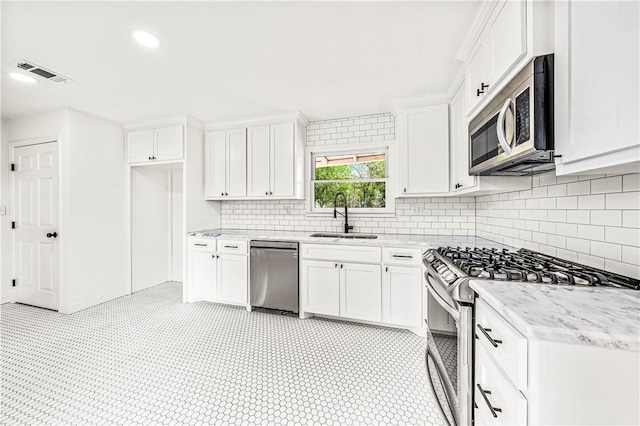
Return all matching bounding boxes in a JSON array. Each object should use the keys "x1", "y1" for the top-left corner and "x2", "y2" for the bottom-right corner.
[{"x1": 1, "y1": 1, "x2": 480, "y2": 125}]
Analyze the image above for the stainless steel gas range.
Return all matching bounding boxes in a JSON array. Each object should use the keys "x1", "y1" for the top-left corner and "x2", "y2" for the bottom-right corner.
[{"x1": 423, "y1": 246, "x2": 640, "y2": 426}]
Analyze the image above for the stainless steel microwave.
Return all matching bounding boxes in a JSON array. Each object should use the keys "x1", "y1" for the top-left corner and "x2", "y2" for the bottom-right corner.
[{"x1": 469, "y1": 54, "x2": 554, "y2": 176}]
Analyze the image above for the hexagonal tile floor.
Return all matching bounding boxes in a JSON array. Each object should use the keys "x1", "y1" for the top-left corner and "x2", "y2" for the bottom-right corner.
[{"x1": 1, "y1": 281, "x2": 446, "y2": 425}]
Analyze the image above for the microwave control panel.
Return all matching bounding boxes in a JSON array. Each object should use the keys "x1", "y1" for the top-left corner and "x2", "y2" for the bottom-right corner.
[{"x1": 515, "y1": 88, "x2": 530, "y2": 146}]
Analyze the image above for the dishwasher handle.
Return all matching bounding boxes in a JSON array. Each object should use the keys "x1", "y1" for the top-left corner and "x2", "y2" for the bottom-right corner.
[{"x1": 250, "y1": 240, "x2": 299, "y2": 250}]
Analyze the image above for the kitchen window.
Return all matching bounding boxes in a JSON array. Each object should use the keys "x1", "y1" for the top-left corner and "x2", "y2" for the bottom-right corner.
[{"x1": 310, "y1": 148, "x2": 393, "y2": 214}]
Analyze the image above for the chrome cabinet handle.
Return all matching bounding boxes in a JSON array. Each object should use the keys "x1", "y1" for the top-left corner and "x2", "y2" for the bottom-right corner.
[
  {"x1": 194, "y1": 243, "x2": 207, "y2": 247},
  {"x1": 392, "y1": 254, "x2": 413, "y2": 259},
  {"x1": 477, "y1": 384, "x2": 502, "y2": 418},
  {"x1": 223, "y1": 245, "x2": 238, "y2": 249},
  {"x1": 477, "y1": 324, "x2": 502, "y2": 347}
]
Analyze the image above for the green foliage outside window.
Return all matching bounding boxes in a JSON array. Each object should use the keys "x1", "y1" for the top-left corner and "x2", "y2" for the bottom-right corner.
[{"x1": 314, "y1": 161, "x2": 386, "y2": 208}]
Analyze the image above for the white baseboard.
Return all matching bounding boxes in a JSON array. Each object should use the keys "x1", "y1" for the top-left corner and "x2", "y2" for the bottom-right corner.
[{"x1": 59, "y1": 290, "x2": 128, "y2": 314}]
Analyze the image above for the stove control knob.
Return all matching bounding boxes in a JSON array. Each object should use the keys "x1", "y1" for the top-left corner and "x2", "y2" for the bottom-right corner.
[
  {"x1": 444, "y1": 272, "x2": 458, "y2": 283},
  {"x1": 436, "y1": 265, "x2": 448, "y2": 274}
]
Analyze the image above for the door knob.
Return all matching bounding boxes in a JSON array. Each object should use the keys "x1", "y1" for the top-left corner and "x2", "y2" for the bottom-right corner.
[{"x1": 46, "y1": 232, "x2": 58, "y2": 238}]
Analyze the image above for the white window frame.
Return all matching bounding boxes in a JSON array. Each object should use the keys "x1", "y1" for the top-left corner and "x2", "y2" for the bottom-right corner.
[{"x1": 305, "y1": 143, "x2": 396, "y2": 215}]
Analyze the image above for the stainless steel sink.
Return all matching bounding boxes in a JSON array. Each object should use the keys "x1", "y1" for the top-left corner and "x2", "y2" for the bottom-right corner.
[{"x1": 310, "y1": 232, "x2": 378, "y2": 239}]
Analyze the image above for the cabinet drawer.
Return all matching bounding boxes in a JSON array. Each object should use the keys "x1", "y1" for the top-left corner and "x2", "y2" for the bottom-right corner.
[
  {"x1": 217, "y1": 239, "x2": 248, "y2": 254},
  {"x1": 382, "y1": 247, "x2": 422, "y2": 266},
  {"x1": 300, "y1": 244, "x2": 381, "y2": 263},
  {"x1": 475, "y1": 342, "x2": 527, "y2": 426},
  {"x1": 188, "y1": 239, "x2": 216, "y2": 252},
  {"x1": 476, "y1": 299, "x2": 528, "y2": 391}
]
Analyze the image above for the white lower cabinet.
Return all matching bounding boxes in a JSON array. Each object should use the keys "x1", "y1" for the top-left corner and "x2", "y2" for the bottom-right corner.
[
  {"x1": 340, "y1": 263, "x2": 381, "y2": 322},
  {"x1": 188, "y1": 251, "x2": 217, "y2": 302},
  {"x1": 300, "y1": 244, "x2": 422, "y2": 330},
  {"x1": 475, "y1": 297, "x2": 640, "y2": 425},
  {"x1": 216, "y1": 254, "x2": 247, "y2": 305},
  {"x1": 300, "y1": 260, "x2": 341, "y2": 316},
  {"x1": 382, "y1": 265, "x2": 422, "y2": 328},
  {"x1": 186, "y1": 238, "x2": 248, "y2": 306}
]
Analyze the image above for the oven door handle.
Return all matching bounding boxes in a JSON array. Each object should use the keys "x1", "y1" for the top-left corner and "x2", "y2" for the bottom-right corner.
[
  {"x1": 497, "y1": 98, "x2": 514, "y2": 155},
  {"x1": 425, "y1": 273, "x2": 460, "y2": 322}
]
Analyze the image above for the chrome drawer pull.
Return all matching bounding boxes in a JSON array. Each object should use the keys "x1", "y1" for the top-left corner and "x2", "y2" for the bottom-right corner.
[
  {"x1": 223, "y1": 245, "x2": 238, "y2": 249},
  {"x1": 194, "y1": 243, "x2": 207, "y2": 247},
  {"x1": 477, "y1": 324, "x2": 502, "y2": 347},
  {"x1": 477, "y1": 384, "x2": 502, "y2": 418},
  {"x1": 392, "y1": 254, "x2": 413, "y2": 259}
]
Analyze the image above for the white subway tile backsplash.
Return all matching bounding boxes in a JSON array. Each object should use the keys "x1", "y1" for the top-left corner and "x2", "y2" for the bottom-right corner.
[
  {"x1": 556, "y1": 196, "x2": 578, "y2": 209},
  {"x1": 590, "y1": 176, "x2": 622, "y2": 194},
  {"x1": 566, "y1": 210, "x2": 590, "y2": 224},
  {"x1": 591, "y1": 210, "x2": 622, "y2": 227},
  {"x1": 577, "y1": 194, "x2": 605, "y2": 210},
  {"x1": 567, "y1": 180, "x2": 590, "y2": 195},
  {"x1": 622, "y1": 174, "x2": 640, "y2": 192},
  {"x1": 623, "y1": 211, "x2": 640, "y2": 228},
  {"x1": 606, "y1": 192, "x2": 640, "y2": 210},
  {"x1": 605, "y1": 227, "x2": 640, "y2": 247}
]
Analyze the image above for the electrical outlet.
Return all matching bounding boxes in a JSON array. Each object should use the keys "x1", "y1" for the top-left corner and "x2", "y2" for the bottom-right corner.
[
  {"x1": 412, "y1": 204, "x2": 423, "y2": 214},
  {"x1": 230, "y1": 207, "x2": 236, "y2": 215},
  {"x1": 0, "y1": 205, "x2": 5, "y2": 215},
  {"x1": 285, "y1": 206, "x2": 291, "y2": 214}
]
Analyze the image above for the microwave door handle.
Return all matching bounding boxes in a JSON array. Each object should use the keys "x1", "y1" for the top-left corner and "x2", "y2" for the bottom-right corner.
[{"x1": 497, "y1": 98, "x2": 514, "y2": 155}]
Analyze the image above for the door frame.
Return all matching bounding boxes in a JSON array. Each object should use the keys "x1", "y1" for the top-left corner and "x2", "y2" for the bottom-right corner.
[{"x1": 9, "y1": 136, "x2": 62, "y2": 309}]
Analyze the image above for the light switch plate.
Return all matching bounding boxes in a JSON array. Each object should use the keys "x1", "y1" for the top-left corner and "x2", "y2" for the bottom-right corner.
[{"x1": 0, "y1": 205, "x2": 6, "y2": 215}]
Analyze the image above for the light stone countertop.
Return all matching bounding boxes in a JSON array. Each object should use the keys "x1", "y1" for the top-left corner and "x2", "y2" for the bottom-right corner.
[
  {"x1": 189, "y1": 228, "x2": 511, "y2": 250},
  {"x1": 471, "y1": 280, "x2": 640, "y2": 351}
]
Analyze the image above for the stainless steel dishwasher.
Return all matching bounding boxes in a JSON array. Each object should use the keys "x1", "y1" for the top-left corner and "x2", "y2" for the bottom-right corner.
[{"x1": 250, "y1": 240, "x2": 299, "y2": 313}]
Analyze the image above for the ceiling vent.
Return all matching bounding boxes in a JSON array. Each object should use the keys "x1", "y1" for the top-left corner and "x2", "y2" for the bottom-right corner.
[{"x1": 13, "y1": 60, "x2": 72, "y2": 84}]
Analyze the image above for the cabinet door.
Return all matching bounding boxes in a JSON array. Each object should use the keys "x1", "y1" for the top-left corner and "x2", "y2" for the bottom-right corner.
[
  {"x1": 226, "y1": 128, "x2": 247, "y2": 197},
  {"x1": 382, "y1": 266, "x2": 422, "y2": 328},
  {"x1": 188, "y1": 252, "x2": 216, "y2": 302},
  {"x1": 300, "y1": 260, "x2": 340, "y2": 316},
  {"x1": 270, "y1": 122, "x2": 295, "y2": 197},
  {"x1": 340, "y1": 263, "x2": 381, "y2": 322},
  {"x1": 216, "y1": 254, "x2": 248, "y2": 304},
  {"x1": 397, "y1": 105, "x2": 449, "y2": 195},
  {"x1": 127, "y1": 129, "x2": 154, "y2": 163},
  {"x1": 466, "y1": 35, "x2": 491, "y2": 114},
  {"x1": 555, "y1": 1, "x2": 640, "y2": 173},
  {"x1": 489, "y1": 0, "x2": 527, "y2": 87},
  {"x1": 205, "y1": 131, "x2": 227, "y2": 198},
  {"x1": 449, "y1": 82, "x2": 477, "y2": 192},
  {"x1": 247, "y1": 126, "x2": 271, "y2": 197},
  {"x1": 155, "y1": 125, "x2": 184, "y2": 161}
]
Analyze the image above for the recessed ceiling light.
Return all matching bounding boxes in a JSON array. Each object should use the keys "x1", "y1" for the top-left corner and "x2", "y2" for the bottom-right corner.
[
  {"x1": 9, "y1": 72, "x2": 37, "y2": 84},
  {"x1": 132, "y1": 30, "x2": 160, "y2": 48}
]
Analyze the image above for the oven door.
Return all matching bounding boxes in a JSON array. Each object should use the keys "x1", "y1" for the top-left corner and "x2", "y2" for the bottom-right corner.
[{"x1": 424, "y1": 268, "x2": 473, "y2": 426}]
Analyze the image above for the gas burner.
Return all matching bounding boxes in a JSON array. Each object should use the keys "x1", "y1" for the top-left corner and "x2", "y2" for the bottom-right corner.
[{"x1": 435, "y1": 246, "x2": 640, "y2": 290}]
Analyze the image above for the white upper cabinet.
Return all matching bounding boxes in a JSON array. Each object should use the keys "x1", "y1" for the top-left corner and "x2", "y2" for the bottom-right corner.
[
  {"x1": 155, "y1": 126, "x2": 185, "y2": 161},
  {"x1": 396, "y1": 104, "x2": 449, "y2": 195},
  {"x1": 227, "y1": 129, "x2": 247, "y2": 197},
  {"x1": 205, "y1": 128, "x2": 247, "y2": 198},
  {"x1": 463, "y1": 0, "x2": 552, "y2": 116},
  {"x1": 554, "y1": 1, "x2": 640, "y2": 175},
  {"x1": 205, "y1": 113, "x2": 306, "y2": 200},
  {"x1": 247, "y1": 122, "x2": 296, "y2": 198},
  {"x1": 270, "y1": 122, "x2": 295, "y2": 197},
  {"x1": 449, "y1": 81, "x2": 477, "y2": 192},
  {"x1": 127, "y1": 125, "x2": 184, "y2": 163},
  {"x1": 247, "y1": 125, "x2": 271, "y2": 196}
]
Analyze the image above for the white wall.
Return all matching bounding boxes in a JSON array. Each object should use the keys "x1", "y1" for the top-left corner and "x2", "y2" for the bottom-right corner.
[
  {"x1": 171, "y1": 168, "x2": 183, "y2": 281},
  {"x1": 131, "y1": 166, "x2": 171, "y2": 292},
  {"x1": 3, "y1": 108, "x2": 128, "y2": 313},
  {"x1": 0, "y1": 119, "x2": 12, "y2": 303},
  {"x1": 61, "y1": 109, "x2": 127, "y2": 312}
]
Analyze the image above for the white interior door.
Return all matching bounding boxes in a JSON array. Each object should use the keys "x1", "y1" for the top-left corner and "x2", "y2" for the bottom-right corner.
[{"x1": 13, "y1": 141, "x2": 59, "y2": 310}]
